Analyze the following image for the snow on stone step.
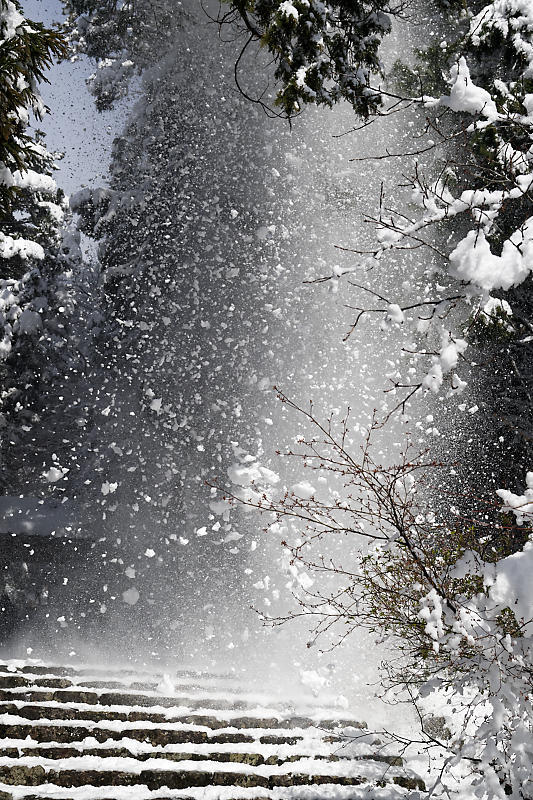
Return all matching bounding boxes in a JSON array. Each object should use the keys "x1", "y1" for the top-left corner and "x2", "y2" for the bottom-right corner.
[
  {"x1": 0, "y1": 787, "x2": 415, "y2": 800},
  {"x1": 0, "y1": 737, "x2": 402, "y2": 765},
  {"x1": 0, "y1": 691, "x2": 359, "y2": 722},
  {"x1": 0, "y1": 667, "x2": 352, "y2": 717},
  {"x1": 0, "y1": 747, "x2": 380, "y2": 768},
  {"x1": 0, "y1": 670, "x2": 241, "y2": 696},
  {"x1": 0, "y1": 661, "x2": 357, "y2": 710},
  {"x1": 0, "y1": 707, "x2": 365, "y2": 732},
  {"x1": 0, "y1": 687, "x2": 252, "y2": 713},
  {"x1": 0, "y1": 753, "x2": 411, "y2": 779},
  {"x1": 0, "y1": 664, "x2": 238, "y2": 686},
  {"x1": 0, "y1": 676, "x2": 352, "y2": 717},
  {"x1": 0, "y1": 662, "x2": 425, "y2": 798}
]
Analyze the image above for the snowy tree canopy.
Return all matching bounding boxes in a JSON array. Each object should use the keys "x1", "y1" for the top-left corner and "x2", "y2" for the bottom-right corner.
[
  {"x1": 0, "y1": 0, "x2": 66, "y2": 216},
  {"x1": 311, "y1": 0, "x2": 533, "y2": 445},
  {"x1": 0, "y1": 0, "x2": 79, "y2": 481},
  {"x1": 63, "y1": 0, "x2": 178, "y2": 109},
  {"x1": 219, "y1": 0, "x2": 400, "y2": 117},
  {"x1": 64, "y1": 0, "x2": 403, "y2": 117},
  {"x1": 3, "y1": 1, "x2": 533, "y2": 797}
]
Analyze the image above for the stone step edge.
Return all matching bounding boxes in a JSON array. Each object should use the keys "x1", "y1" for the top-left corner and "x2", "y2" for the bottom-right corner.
[
  {"x1": 0, "y1": 706, "x2": 365, "y2": 732},
  {"x1": 0, "y1": 687, "x2": 356, "y2": 719},
  {"x1": 0, "y1": 748, "x2": 308, "y2": 768},
  {"x1": 0, "y1": 677, "x2": 346, "y2": 716},
  {"x1": 0, "y1": 678, "x2": 294, "y2": 707},
  {"x1": 0, "y1": 722, "x2": 306, "y2": 746},
  {"x1": 0, "y1": 665, "x2": 239, "y2": 683},
  {"x1": 0, "y1": 737, "x2": 322, "y2": 758},
  {"x1": 0, "y1": 745, "x2": 403, "y2": 767},
  {"x1": 0, "y1": 756, "x2": 420, "y2": 787},
  {"x1": 0, "y1": 691, "x2": 261, "y2": 714},
  {"x1": 0, "y1": 677, "x2": 239, "y2": 696},
  {"x1": 0, "y1": 765, "x2": 425, "y2": 791}
]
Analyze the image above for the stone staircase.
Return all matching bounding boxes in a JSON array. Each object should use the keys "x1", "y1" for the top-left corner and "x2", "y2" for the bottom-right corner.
[{"x1": 0, "y1": 660, "x2": 425, "y2": 799}]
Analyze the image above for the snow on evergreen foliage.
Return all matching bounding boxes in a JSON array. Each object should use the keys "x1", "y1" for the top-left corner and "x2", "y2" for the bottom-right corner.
[
  {"x1": 63, "y1": 0, "x2": 401, "y2": 117},
  {"x1": 0, "y1": 1, "x2": 79, "y2": 476},
  {"x1": 0, "y1": 0, "x2": 65, "y2": 214},
  {"x1": 317, "y1": 4, "x2": 533, "y2": 427},
  {"x1": 418, "y1": 477, "x2": 533, "y2": 800},
  {"x1": 63, "y1": 0, "x2": 181, "y2": 109},
  {"x1": 218, "y1": 0, "x2": 398, "y2": 117}
]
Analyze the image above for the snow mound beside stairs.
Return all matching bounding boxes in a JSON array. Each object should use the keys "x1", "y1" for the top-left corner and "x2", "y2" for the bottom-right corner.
[{"x1": 0, "y1": 660, "x2": 424, "y2": 799}]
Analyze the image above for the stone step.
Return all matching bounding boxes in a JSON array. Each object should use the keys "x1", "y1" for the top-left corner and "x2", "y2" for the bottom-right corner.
[
  {"x1": 0, "y1": 744, "x2": 402, "y2": 768},
  {"x1": 0, "y1": 664, "x2": 238, "y2": 682},
  {"x1": 0, "y1": 764, "x2": 425, "y2": 791},
  {"x1": 0, "y1": 747, "x2": 300, "y2": 767},
  {"x1": 0, "y1": 661, "x2": 425, "y2": 798},
  {"x1": 0, "y1": 722, "x2": 302, "y2": 746},
  {"x1": 0, "y1": 689, "x2": 253, "y2": 712},
  {"x1": 0, "y1": 677, "x2": 71, "y2": 691},
  {"x1": 0, "y1": 673, "x2": 242, "y2": 696},
  {"x1": 0, "y1": 677, "x2": 360, "y2": 725},
  {"x1": 0, "y1": 702, "x2": 362, "y2": 731},
  {"x1": 0, "y1": 677, "x2": 355, "y2": 718}
]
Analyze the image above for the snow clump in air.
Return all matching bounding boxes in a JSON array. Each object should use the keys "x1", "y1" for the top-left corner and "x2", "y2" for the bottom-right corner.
[
  {"x1": 122, "y1": 587, "x2": 140, "y2": 606},
  {"x1": 43, "y1": 465, "x2": 69, "y2": 483},
  {"x1": 291, "y1": 481, "x2": 316, "y2": 499}
]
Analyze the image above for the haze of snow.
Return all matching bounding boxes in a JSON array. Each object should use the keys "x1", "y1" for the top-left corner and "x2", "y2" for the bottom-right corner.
[{"x1": 7, "y1": 0, "x2": 458, "y2": 737}]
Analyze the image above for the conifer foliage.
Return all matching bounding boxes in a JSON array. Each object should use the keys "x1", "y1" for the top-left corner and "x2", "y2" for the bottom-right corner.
[
  {"x1": 0, "y1": 1, "x2": 77, "y2": 477},
  {"x1": 64, "y1": 0, "x2": 401, "y2": 117},
  {"x1": 219, "y1": 0, "x2": 400, "y2": 117},
  {"x1": 64, "y1": 0, "x2": 177, "y2": 109},
  {"x1": 0, "y1": 0, "x2": 66, "y2": 218}
]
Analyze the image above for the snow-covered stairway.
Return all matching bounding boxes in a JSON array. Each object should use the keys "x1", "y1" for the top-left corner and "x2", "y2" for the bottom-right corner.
[{"x1": 0, "y1": 661, "x2": 424, "y2": 799}]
